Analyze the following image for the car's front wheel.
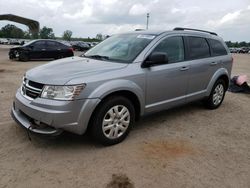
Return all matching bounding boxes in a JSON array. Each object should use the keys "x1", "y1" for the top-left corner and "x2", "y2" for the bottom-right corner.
[
  {"x1": 19, "y1": 52, "x2": 29, "y2": 62},
  {"x1": 90, "y1": 96, "x2": 135, "y2": 145},
  {"x1": 205, "y1": 79, "x2": 226, "y2": 109}
]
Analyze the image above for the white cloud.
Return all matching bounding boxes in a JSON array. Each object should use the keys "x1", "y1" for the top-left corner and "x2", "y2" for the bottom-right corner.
[
  {"x1": 63, "y1": 0, "x2": 93, "y2": 20},
  {"x1": 171, "y1": 8, "x2": 182, "y2": 13},
  {"x1": 220, "y1": 11, "x2": 240, "y2": 24},
  {"x1": 0, "y1": 0, "x2": 249, "y2": 41},
  {"x1": 129, "y1": 4, "x2": 148, "y2": 15},
  {"x1": 206, "y1": 10, "x2": 241, "y2": 28},
  {"x1": 171, "y1": 6, "x2": 200, "y2": 14},
  {"x1": 43, "y1": 1, "x2": 63, "y2": 10}
]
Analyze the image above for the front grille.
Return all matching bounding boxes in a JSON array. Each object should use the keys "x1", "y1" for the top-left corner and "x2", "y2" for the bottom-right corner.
[
  {"x1": 28, "y1": 80, "x2": 44, "y2": 89},
  {"x1": 21, "y1": 78, "x2": 44, "y2": 100}
]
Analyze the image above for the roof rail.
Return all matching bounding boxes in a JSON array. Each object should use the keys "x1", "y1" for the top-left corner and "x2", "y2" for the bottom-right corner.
[{"x1": 173, "y1": 27, "x2": 218, "y2": 36}]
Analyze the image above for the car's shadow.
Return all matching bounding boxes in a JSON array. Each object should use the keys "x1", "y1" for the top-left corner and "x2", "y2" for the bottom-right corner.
[{"x1": 25, "y1": 101, "x2": 207, "y2": 149}]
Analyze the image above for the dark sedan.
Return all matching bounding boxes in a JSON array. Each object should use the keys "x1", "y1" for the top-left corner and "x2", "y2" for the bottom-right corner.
[{"x1": 9, "y1": 39, "x2": 74, "y2": 61}]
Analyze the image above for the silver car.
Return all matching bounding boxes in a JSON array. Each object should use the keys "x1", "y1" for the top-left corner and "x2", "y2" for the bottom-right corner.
[{"x1": 11, "y1": 28, "x2": 233, "y2": 145}]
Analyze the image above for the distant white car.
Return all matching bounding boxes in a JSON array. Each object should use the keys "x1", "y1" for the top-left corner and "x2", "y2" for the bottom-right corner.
[
  {"x1": 8, "y1": 39, "x2": 20, "y2": 45},
  {"x1": 0, "y1": 38, "x2": 9, "y2": 44}
]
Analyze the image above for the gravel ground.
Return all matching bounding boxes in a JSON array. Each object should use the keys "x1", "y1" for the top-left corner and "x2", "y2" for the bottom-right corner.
[{"x1": 0, "y1": 46, "x2": 249, "y2": 188}]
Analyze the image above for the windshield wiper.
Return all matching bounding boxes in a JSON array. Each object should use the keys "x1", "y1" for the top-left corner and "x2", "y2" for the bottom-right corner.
[{"x1": 84, "y1": 54, "x2": 110, "y2": 60}]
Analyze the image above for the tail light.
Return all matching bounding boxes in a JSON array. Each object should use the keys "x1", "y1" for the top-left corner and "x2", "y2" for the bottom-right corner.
[{"x1": 69, "y1": 48, "x2": 74, "y2": 52}]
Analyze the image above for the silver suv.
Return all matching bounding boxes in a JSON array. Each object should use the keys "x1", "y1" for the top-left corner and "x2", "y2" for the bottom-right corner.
[{"x1": 11, "y1": 28, "x2": 233, "y2": 145}]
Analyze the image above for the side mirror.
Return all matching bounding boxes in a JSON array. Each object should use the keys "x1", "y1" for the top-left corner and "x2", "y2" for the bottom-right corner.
[
  {"x1": 29, "y1": 45, "x2": 34, "y2": 49},
  {"x1": 142, "y1": 52, "x2": 168, "y2": 68}
]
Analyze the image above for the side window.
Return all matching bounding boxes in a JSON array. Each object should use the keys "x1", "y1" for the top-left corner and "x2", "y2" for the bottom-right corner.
[
  {"x1": 152, "y1": 36, "x2": 184, "y2": 63},
  {"x1": 209, "y1": 39, "x2": 228, "y2": 56},
  {"x1": 33, "y1": 41, "x2": 46, "y2": 49},
  {"x1": 46, "y1": 41, "x2": 59, "y2": 49},
  {"x1": 187, "y1": 37, "x2": 210, "y2": 59}
]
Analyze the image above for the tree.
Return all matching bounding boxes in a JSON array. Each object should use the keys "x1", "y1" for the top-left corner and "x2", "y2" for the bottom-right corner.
[
  {"x1": 23, "y1": 31, "x2": 32, "y2": 39},
  {"x1": 96, "y1": 33, "x2": 103, "y2": 40},
  {"x1": 225, "y1": 41, "x2": 232, "y2": 48},
  {"x1": 39, "y1": 26, "x2": 55, "y2": 39},
  {"x1": 0, "y1": 24, "x2": 24, "y2": 38},
  {"x1": 239, "y1": 41, "x2": 247, "y2": 47},
  {"x1": 62, "y1": 30, "x2": 72, "y2": 41}
]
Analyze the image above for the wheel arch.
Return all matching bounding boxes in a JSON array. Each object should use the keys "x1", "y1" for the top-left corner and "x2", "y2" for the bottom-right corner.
[
  {"x1": 206, "y1": 68, "x2": 230, "y2": 96},
  {"x1": 85, "y1": 89, "x2": 142, "y2": 134}
]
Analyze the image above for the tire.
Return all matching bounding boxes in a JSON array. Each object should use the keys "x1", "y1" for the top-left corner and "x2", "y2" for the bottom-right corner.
[
  {"x1": 90, "y1": 96, "x2": 135, "y2": 146},
  {"x1": 204, "y1": 79, "x2": 226, "y2": 109},
  {"x1": 55, "y1": 55, "x2": 64, "y2": 60},
  {"x1": 19, "y1": 53, "x2": 29, "y2": 62}
]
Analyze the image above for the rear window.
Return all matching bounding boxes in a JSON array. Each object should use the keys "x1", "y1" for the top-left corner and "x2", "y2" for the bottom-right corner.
[
  {"x1": 47, "y1": 41, "x2": 67, "y2": 49},
  {"x1": 209, "y1": 39, "x2": 228, "y2": 56},
  {"x1": 187, "y1": 37, "x2": 210, "y2": 59}
]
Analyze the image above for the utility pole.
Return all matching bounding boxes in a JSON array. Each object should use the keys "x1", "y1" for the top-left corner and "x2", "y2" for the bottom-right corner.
[{"x1": 146, "y1": 13, "x2": 149, "y2": 30}]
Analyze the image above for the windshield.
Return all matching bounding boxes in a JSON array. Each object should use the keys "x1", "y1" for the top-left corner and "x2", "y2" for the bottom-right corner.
[
  {"x1": 84, "y1": 34, "x2": 156, "y2": 63},
  {"x1": 22, "y1": 40, "x2": 35, "y2": 46}
]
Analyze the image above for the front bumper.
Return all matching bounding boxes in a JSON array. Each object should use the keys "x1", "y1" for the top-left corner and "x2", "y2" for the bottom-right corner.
[
  {"x1": 11, "y1": 89, "x2": 100, "y2": 135},
  {"x1": 11, "y1": 108, "x2": 63, "y2": 135},
  {"x1": 9, "y1": 50, "x2": 19, "y2": 59}
]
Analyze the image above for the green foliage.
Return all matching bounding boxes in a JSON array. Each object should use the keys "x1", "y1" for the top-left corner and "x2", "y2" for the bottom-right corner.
[
  {"x1": 56, "y1": 36, "x2": 101, "y2": 42},
  {"x1": 39, "y1": 26, "x2": 55, "y2": 39},
  {"x1": 225, "y1": 41, "x2": 250, "y2": 48},
  {"x1": 96, "y1": 33, "x2": 103, "y2": 40},
  {"x1": 0, "y1": 24, "x2": 102, "y2": 42},
  {"x1": 62, "y1": 30, "x2": 73, "y2": 41},
  {"x1": 0, "y1": 24, "x2": 25, "y2": 38}
]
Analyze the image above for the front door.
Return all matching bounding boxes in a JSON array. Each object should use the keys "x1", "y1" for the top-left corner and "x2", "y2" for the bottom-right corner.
[
  {"x1": 29, "y1": 41, "x2": 47, "y2": 59},
  {"x1": 145, "y1": 36, "x2": 190, "y2": 113}
]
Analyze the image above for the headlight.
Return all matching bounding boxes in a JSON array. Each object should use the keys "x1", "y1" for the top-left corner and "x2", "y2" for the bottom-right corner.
[{"x1": 41, "y1": 84, "x2": 86, "y2": 100}]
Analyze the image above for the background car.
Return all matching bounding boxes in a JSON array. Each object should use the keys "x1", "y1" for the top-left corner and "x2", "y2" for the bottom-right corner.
[
  {"x1": 0, "y1": 38, "x2": 9, "y2": 44},
  {"x1": 72, "y1": 42, "x2": 91, "y2": 51},
  {"x1": 8, "y1": 39, "x2": 21, "y2": 45},
  {"x1": 9, "y1": 39, "x2": 74, "y2": 61},
  {"x1": 238, "y1": 47, "x2": 250, "y2": 53},
  {"x1": 229, "y1": 48, "x2": 238, "y2": 53}
]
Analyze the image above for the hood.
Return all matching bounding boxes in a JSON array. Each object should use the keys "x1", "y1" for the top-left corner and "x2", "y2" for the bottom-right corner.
[
  {"x1": 10, "y1": 46, "x2": 22, "y2": 50},
  {"x1": 26, "y1": 56, "x2": 128, "y2": 85}
]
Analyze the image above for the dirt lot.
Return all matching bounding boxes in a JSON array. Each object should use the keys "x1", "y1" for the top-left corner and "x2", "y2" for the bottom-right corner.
[{"x1": 0, "y1": 46, "x2": 249, "y2": 188}]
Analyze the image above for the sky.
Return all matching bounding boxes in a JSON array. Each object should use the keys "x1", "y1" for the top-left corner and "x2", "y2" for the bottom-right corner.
[{"x1": 0, "y1": 0, "x2": 250, "y2": 41}]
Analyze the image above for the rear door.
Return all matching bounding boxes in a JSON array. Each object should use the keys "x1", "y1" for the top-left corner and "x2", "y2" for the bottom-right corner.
[
  {"x1": 145, "y1": 36, "x2": 190, "y2": 113},
  {"x1": 184, "y1": 36, "x2": 214, "y2": 101},
  {"x1": 46, "y1": 41, "x2": 60, "y2": 58}
]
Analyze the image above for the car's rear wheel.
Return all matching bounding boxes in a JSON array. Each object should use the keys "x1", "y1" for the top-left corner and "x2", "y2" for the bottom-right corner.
[
  {"x1": 90, "y1": 96, "x2": 135, "y2": 145},
  {"x1": 55, "y1": 55, "x2": 64, "y2": 60},
  {"x1": 205, "y1": 79, "x2": 226, "y2": 109}
]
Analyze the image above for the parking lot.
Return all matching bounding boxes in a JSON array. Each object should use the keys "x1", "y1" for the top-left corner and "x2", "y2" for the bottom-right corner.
[{"x1": 0, "y1": 46, "x2": 250, "y2": 187}]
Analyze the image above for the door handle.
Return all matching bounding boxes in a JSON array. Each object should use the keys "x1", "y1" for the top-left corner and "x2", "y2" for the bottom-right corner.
[
  {"x1": 41, "y1": 49, "x2": 46, "y2": 51},
  {"x1": 210, "y1": 62, "x2": 218, "y2": 66},
  {"x1": 57, "y1": 49, "x2": 61, "y2": 50},
  {"x1": 180, "y1": 66, "x2": 189, "y2": 71}
]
